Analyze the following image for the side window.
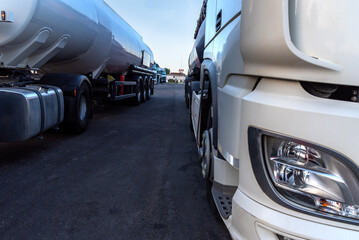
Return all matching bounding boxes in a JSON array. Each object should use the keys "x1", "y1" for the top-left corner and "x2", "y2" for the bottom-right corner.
[
  {"x1": 205, "y1": 0, "x2": 217, "y2": 46},
  {"x1": 215, "y1": 0, "x2": 242, "y2": 31},
  {"x1": 205, "y1": 0, "x2": 242, "y2": 45}
]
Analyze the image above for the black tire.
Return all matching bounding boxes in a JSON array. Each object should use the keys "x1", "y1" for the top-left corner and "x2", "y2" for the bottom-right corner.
[
  {"x1": 185, "y1": 78, "x2": 190, "y2": 108},
  {"x1": 146, "y1": 80, "x2": 151, "y2": 100},
  {"x1": 187, "y1": 79, "x2": 194, "y2": 130},
  {"x1": 150, "y1": 79, "x2": 154, "y2": 95},
  {"x1": 185, "y1": 83, "x2": 191, "y2": 109},
  {"x1": 203, "y1": 105, "x2": 221, "y2": 221},
  {"x1": 74, "y1": 83, "x2": 91, "y2": 133},
  {"x1": 140, "y1": 79, "x2": 146, "y2": 103},
  {"x1": 189, "y1": 93, "x2": 194, "y2": 132},
  {"x1": 131, "y1": 79, "x2": 141, "y2": 106}
]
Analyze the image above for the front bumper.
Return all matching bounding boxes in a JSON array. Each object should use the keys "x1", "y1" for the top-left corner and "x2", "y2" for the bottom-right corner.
[{"x1": 230, "y1": 190, "x2": 359, "y2": 240}]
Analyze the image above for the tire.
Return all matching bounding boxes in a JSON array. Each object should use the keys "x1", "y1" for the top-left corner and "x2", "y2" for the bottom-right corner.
[
  {"x1": 140, "y1": 79, "x2": 146, "y2": 103},
  {"x1": 201, "y1": 105, "x2": 221, "y2": 220},
  {"x1": 74, "y1": 83, "x2": 91, "y2": 133},
  {"x1": 151, "y1": 79, "x2": 154, "y2": 95},
  {"x1": 185, "y1": 81, "x2": 190, "y2": 109},
  {"x1": 146, "y1": 80, "x2": 151, "y2": 100},
  {"x1": 131, "y1": 79, "x2": 141, "y2": 106},
  {"x1": 189, "y1": 92, "x2": 194, "y2": 132}
]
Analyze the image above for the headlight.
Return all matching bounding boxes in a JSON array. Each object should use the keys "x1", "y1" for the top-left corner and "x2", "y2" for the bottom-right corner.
[{"x1": 248, "y1": 127, "x2": 359, "y2": 223}]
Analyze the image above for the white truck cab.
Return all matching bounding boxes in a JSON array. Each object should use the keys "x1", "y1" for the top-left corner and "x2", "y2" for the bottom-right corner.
[{"x1": 190, "y1": 0, "x2": 359, "y2": 239}]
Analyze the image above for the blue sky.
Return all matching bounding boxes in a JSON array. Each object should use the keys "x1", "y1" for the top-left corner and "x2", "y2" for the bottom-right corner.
[{"x1": 104, "y1": 0, "x2": 203, "y2": 73}]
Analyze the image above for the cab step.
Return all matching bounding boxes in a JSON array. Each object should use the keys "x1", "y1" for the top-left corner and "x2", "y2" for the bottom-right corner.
[{"x1": 212, "y1": 182, "x2": 237, "y2": 219}]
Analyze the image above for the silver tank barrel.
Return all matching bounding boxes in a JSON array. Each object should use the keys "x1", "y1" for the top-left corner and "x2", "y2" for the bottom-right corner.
[{"x1": 0, "y1": 0, "x2": 154, "y2": 78}]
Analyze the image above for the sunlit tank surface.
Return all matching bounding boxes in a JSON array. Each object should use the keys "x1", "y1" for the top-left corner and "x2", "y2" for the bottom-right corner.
[
  {"x1": 188, "y1": 19, "x2": 205, "y2": 76},
  {"x1": 0, "y1": 0, "x2": 154, "y2": 77}
]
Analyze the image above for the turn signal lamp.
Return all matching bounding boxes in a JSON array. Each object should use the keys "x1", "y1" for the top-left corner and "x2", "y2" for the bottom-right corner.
[
  {"x1": 264, "y1": 136, "x2": 359, "y2": 220},
  {"x1": 0, "y1": 11, "x2": 14, "y2": 22}
]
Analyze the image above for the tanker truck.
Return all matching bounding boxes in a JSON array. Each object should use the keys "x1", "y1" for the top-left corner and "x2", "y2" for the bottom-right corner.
[
  {"x1": 0, "y1": 0, "x2": 156, "y2": 142},
  {"x1": 184, "y1": 5, "x2": 205, "y2": 109},
  {"x1": 189, "y1": 0, "x2": 359, "y2": 239}
]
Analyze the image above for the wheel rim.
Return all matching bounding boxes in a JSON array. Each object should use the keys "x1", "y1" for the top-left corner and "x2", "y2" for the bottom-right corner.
[
  {"x1": 79, "y1": 94, "x2": 87, "y2": 121},
  {"x1": 137, "y1": 87, "x2": 141, "y2": 102},
  {"x1": 201, "y1": 130, "x2": 211, "y2": 179}
]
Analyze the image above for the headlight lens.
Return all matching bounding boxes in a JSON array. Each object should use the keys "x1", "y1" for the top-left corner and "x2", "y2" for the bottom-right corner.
[{"x1": 264, "y1": 136, "x2": 359, "y2": 220}]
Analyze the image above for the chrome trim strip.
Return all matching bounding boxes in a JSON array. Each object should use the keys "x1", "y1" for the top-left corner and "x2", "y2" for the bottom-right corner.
[{"x1": 218, "y1": 144, "x2": 239, "y2": 169}]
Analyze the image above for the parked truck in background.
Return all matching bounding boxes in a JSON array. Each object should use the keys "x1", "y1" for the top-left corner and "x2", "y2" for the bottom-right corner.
[
  {"x1": 159, "y1": 68, "x2": 166, "y2": 83},
  {"x1": 153, "y1": 63, "x2": 166, "y2": 84},
  {"x1": 153, "y1": 62, "x2": 160, "y2": 84},
  {"x1": 0, "y1": 0, "x2": 155, "y2": 142},
  {"x1": 189, "y1": 0, "x2": 359, "y2": 239}
]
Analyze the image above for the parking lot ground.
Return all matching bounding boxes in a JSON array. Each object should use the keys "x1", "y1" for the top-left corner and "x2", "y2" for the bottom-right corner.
[{"x1": 0, "y1": 83, "x2": 230, "y2": 240}]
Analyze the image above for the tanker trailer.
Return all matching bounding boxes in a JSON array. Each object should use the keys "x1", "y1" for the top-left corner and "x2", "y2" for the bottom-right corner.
[
  {"x1": 185, "y1": 17, "x2": 205, "y2": 109},
  {"x1": 0, "y1": 0, "x2": 156, "y2": 142}
]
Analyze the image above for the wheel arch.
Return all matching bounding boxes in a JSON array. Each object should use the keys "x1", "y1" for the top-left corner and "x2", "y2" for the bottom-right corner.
[
  {"x1": 198, "y1": 59, "x2": 218, "y2": 150},
  {"x1": 40, "y1": 73, "x2": 92, "y2": 97},
  {"x1": 40, "y1": 73, "x2": 93, "y2": 122}
]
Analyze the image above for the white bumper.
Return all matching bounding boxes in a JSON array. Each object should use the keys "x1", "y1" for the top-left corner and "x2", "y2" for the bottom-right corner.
[{"x1": 230, "y1": 190, "x2": 359, "y2": 240}]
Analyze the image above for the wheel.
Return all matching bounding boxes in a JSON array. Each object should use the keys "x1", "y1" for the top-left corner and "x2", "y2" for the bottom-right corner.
[
  {"x1": 185, "y1": 85, "x2": 190, "y2": 109},
  {"x1": 131, "y1": 79, "x2": 141, "y2": 106},
  {"x1": 189, "y1": 92, "x2": 194, "y2": 132},
  {"x1": 201, "y1": 130, "x2": 211, "y2": 180},
  {"x1": 201, "y1": 105, "x2": 221, "y2": 220},
  {"x1": 140, "y1": 79, "x2": 146, "y2": 103},
  {"x1": 185, "y1": 78, "x2": 191, "y2": 108},
  {"x1": 146, "y1": 80, "x2": 151, "y2": 100},
  {"x1": 74, "y1": 83, "x2": 91, "y2": 133},
  {"x1": 150, "y1": 79, "x2": 154, "y2": 95}
]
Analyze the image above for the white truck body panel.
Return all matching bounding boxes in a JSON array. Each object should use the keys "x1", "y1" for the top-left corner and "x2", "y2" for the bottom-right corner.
[
  {"x1": 240, "y1": 0, "x2": 359, "y2": 86},
  {"x1": 191, "y1": 0, "x2": 359, "y2": 239}
]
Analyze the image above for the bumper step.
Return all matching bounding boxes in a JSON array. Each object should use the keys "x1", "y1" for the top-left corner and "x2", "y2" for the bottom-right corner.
[{"x1": 212, "y1": 182, "x2": 237, "y2": 219}]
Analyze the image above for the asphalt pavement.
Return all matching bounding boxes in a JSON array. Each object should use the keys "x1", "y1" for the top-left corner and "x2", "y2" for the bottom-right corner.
[{"x1": 0, "y1": 83, "x2": 230, "y2": 240}]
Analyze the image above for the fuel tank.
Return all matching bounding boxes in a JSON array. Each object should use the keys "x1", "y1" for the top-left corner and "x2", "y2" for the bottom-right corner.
[
  {"x1": 0, "y1": 0, "x2": 154, "y2": 79},
  {"x1": 0, "y1": 85, "x2": 64, "y2": 142}
]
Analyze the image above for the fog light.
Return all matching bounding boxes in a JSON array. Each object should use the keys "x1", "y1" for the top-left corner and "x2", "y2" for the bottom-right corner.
[{"x1": 264, "y1": 136, "x2": 359, "y2": 220}]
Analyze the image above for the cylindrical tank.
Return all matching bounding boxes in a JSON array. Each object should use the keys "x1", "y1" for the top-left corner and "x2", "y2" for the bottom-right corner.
[
  {"x1": 0, "y1": 0, "x2": 154, "y2": 77},
  {"x1": 188, "y1": 19, "x2": 205, "y2": 77}
]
